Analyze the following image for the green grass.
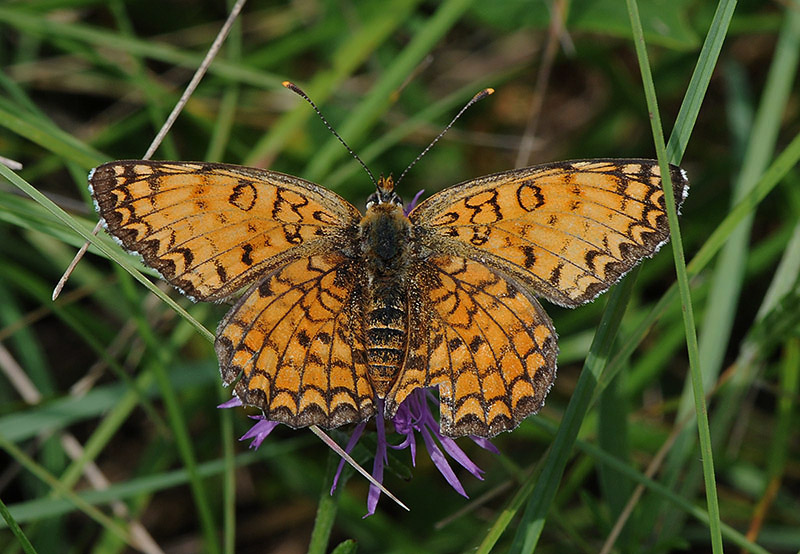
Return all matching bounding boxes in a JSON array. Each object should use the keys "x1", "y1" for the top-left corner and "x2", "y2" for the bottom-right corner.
[{"x1": 1, "y1": 0, "x2": 799, "y2": 552}]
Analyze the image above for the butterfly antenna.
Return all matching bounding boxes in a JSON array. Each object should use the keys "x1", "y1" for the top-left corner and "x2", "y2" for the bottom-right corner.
[
  {"x1": 395, "y1": 88, "x2": 494, "y2": 188},
  {"x1": 283, "y1": 81, "x2": 378, "y2": 188}
]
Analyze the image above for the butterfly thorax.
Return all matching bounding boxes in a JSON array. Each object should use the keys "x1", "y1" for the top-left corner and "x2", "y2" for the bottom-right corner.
[{"x1": 359, "y1": 201, "x2": 412, "y2": 397}]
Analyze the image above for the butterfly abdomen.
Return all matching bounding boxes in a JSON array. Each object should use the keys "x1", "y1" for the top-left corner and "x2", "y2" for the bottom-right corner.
[
  {"x1": 360, "y1": 202, "x2": 412, "y2": 397},
  {"x1": 364, "y1": 282, "x2": 408, "y2": 396}
]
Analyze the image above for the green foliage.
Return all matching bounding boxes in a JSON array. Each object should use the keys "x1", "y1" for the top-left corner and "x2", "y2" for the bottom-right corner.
[
  {"x1": 1, "y1": 0, "x2": 799, "y2": 552},
  {"x1": 472, "y1": 0, "x2": 698, "y2": 49}
]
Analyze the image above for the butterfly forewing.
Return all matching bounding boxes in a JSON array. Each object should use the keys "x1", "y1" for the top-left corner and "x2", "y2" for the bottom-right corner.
[
  {"x1": 89, "y1": 160, "x2": 361, "y2": 301},
  {"x1": 409, "y1": 159, "x2": 688, "y2": 307}
]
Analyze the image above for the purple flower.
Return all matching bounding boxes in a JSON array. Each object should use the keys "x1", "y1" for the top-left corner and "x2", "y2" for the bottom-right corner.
[
  {"x1": 406, "y1": 189, "x2": 425, "y2": 214},
  {"x1": 217, "y1": 397, "x2": 243, "y2": 409},
  {"x1": 218, "y1": 396, "x2": 280, "y2": 449},
  {"x1": 390, "y1": 389, "x2": 499, "y2": 496},
  {"x1": 220, "y1": 387, "x2": 497, "y2": 516}
]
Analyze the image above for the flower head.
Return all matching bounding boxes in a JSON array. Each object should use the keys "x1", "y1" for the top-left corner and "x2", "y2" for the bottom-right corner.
[{"x1": 220, "y1": 388, "x2": 497, "y2": 516}]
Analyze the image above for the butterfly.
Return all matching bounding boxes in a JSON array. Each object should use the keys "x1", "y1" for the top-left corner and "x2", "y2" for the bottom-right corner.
[{"x1": 89, "y1": 157, "x2": 688, "y2": 438}]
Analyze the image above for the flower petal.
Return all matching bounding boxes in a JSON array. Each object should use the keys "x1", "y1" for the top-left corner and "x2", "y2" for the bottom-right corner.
[
  {"x1": 217, "y1": 396, "x2": 242, "y2": 409},
  {"x1": 470, "y1": 436, "x2": 500, "y2": 454},
  {"x1": 364, "y1": 416, "x2": 388, "y2": 517},
  {"x1": 239, "y1": 417, "x2": 280, "y2": 449},
  {"x1": 420, "y1": 426, "x2": 467, "y2": 498},
  {"x1": 405, "y1": 189, "x2": 426, "y2": 215},
  {"x1": 331, "y1": 421, "x2": 366, "y2": 494},
  {"x1": 437, "y1": 434, "x2": 485, "y2": 480}
]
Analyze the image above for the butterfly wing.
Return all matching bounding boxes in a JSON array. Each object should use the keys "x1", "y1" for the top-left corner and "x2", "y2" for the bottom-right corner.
[
  {"x1": 408, "y1": 159, "x2": 689, "y2": 307},
  {"x1": 216, "y1": 253, "x2": 376, "y2": 428},
  {"x1": 89, "y1": 160, "x2": 361, "y2": 301},
  {"x1": 386, "y1": 255, "x2": 557, "y2": 437},
  {"x1": 392, "y1": 159, "x2": 688, "y2": 436}
]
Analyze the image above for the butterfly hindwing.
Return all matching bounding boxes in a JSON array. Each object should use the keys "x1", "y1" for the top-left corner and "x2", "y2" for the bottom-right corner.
[
  {"x1": 216, "y1": 253, "x2": 376, "y2": 429},
  {"x1": 387, "y1": 255, "x2": 557, "y2": 437}
]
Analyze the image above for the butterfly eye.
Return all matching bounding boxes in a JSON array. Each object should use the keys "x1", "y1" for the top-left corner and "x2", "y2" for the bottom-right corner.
[
  {"x1": 365, "y1": 191, "x2": 403, "y2": 210},
  {"x1": 366, "y1": 192, "x2": 379, "y2": 209},
  {"x1": 387, "y1": 192, "x2": 404, "y2": 208}
]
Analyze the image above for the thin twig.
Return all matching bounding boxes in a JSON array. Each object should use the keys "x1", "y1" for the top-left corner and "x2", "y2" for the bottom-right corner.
[
  {"x1": 52, "y1": 223, "x2": 101, "y2": 301},
  {"x1": 52, "y1": 0, "x2": 249, "y2": 301},
  {"x1": 0, "y1": 156, "x2": 23, "y2": 170},
  {"x1": 309, "y1": 425, "x2": 410, "y2": 512},
  {"x1": 142, "y1": 0, "x2": 248, "y2": 160}
]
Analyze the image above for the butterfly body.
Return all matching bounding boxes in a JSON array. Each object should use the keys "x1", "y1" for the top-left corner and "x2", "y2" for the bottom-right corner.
[
  {"x1": 358, "y1": 190, "x2": 413, "y2": 397},
  {"x1": 90, "y1": 158, "x2": 688, "y2": 437}
]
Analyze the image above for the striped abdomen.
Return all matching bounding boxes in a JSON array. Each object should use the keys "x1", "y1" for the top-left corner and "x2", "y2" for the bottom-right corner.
[{"x1": 364, "y1": 281, "x2": 407, "y2": 396}]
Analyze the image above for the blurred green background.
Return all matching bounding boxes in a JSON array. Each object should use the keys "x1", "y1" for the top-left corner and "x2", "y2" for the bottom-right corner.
[{"x1": 1, "y1": 0, "x2": 799, "y2": 553}]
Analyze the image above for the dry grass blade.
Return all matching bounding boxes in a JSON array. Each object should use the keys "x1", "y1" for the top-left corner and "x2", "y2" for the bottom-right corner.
[{"x1": 52, "y1": 0, "x2": 249, "y2": 301}]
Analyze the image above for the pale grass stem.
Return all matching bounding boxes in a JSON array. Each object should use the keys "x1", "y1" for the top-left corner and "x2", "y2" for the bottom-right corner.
[
  {"x1": 52, "y1": 0, "x2": 249, "y2": 301},
  {"x1": 309, "y1": 426, "x2": 410, "y2": 512}
]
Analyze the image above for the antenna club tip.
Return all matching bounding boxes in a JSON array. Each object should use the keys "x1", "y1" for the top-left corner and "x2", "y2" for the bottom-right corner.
[
  {"x1": 281, "y1": 80, "x2": 294, "y2": 89},
  {"x1": 471, "y1": 88, "x2": 494, "y2": 102}
]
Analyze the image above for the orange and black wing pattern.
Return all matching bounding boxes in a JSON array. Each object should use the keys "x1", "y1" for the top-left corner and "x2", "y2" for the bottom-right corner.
[
  {"x1": 409, "y1": 159, "x2": 688, "y2": 307},
  {"x1": 90, "y1": 157, "x2": 687, "y2": 437},
  {"x1": 215, "y1": 254, "x2": 376, "y2": 429},
  {"x1": 89, "y1": 160, "x2": 360, "y2": 301},
  {"x1": 387, "y1": 255, "x2": 557, "y2": 437},
  {"x1": 394, "y1": 158, "x2": 688, "y2": 437},
  {"x1": 90, "y1": 160, "x2": 374, "y2": 429}
]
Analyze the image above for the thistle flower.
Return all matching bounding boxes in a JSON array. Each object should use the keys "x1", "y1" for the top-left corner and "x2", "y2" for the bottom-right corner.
[{"x1": 219, "y1": 389, "x2": 497, "y2": 516}]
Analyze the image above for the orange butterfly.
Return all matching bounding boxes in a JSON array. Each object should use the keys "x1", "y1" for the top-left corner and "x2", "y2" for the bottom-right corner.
[{"x1": 89, "y1": 156, "x2": 687, "y2": 437}]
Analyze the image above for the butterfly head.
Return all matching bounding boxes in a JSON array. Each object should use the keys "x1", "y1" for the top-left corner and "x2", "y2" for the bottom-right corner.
[{"x1": 366, "y1": 175, "x2": 403, "y2": 209}]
